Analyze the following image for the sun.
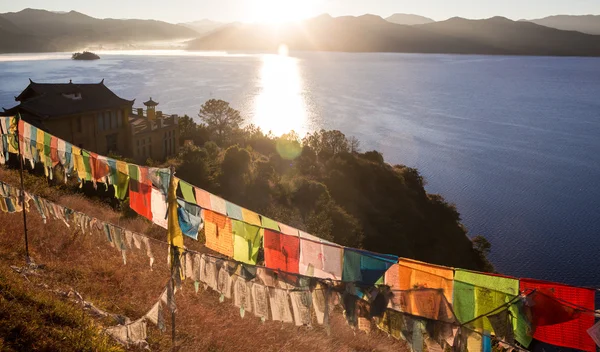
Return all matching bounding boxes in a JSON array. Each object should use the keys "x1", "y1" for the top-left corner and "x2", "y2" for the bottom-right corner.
[{"x1": 247, "y1": 0, "x2": 319, "y2": 24}]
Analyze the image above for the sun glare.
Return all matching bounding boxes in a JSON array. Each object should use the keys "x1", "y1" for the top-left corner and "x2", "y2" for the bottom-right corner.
[
  {"x1": 247, "y1": 0, "x2": 320, "y2": 24},
  {"x1": 252, "y1": 45, "x2": 308, "y2": 136}
]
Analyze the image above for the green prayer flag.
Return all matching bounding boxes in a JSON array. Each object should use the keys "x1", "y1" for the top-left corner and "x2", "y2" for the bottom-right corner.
[
  {"x1": 43, "y1": 132, "x2": 52, "y2": 157},
  {"x1": 232, "y1": 220, "x2": 262, "y2": 264},
  {"x1": 453, "y1": 270, "x2": 531, "y2": 347},
  {"x1": 260, "y1": 216, "x2": 280, "y2": 231},
  {"x1": 81, "y1": 150, "x2": 92, "y2": 181},
  {"x1": 113, "y1": 172, "x2": 130, "y2": 200},
  {"x1": 127, "y1": 164, "x2": 140, "y2": 181},
  {"x1": 179, "y1": 180, "x2": 196, "y2": 203}
]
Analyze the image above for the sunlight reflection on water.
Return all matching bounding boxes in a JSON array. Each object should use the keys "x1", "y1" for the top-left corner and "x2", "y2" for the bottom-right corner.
[{"x1": 252, "y1": 50, "x2": 308, "y2": 136}]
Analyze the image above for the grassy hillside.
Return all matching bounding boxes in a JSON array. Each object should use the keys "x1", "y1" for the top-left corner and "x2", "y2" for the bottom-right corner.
[{"x1": 0, "y1": 167, "x2": 408, "y2": 351}]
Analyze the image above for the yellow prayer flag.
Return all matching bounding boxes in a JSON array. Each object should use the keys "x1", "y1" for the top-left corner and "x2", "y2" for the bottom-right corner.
[
  {"x1": 71, "y1": 146, "x2": 86, "y2": 181},
  {"x1": 241, "y1": 208, "x2": 261, "y2": 226},
  {"x1": 36, "y1": 128, "x2": 45, "y2": 162},
  {"x1": 7, "y1": 116, "x2": 19, "y2": 154},
  {"x1": 167, "y1": 172, "x2": 184, "y2": 249},
  {"x1": 116, "y1": 160, "x2": 129, "y2": 175}
]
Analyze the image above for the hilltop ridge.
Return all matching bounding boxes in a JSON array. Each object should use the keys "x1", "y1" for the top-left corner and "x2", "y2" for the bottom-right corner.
[
  {"x1": 188, "y1": 14, "x2": 600, "y2": 56},
  {"x1": 0, "y1": 8, "x2": 197, "y2": 53}
]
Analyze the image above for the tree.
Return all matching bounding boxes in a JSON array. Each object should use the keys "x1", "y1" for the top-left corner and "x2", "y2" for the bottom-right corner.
[
  {"x1": 302, "y1": 129, "x2": 349, "y2": 160},
  {"x1": 178, "y1": 115, "x2": 210, "y2": 147},
  {"x1": 198, "y1": 99, "x2": 244, "y2": 145},
  {"x1": 219, "y1": 145, "x2": 252, "y2": 200},
  {"x1": 349, "y1": 136, "x2": 361, "y2": 153},
  {"x1": 472, "y1": 235, "x2": 492, "y2": 256}
]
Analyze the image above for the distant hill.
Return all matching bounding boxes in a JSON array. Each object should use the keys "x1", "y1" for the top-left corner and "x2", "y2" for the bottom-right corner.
[
  {"x1": 525, "y1": 15, "x2": 600, "y2": 35},
  {"x1": 0, "y1": 8, "x2": 198, "y2": 53},
  {"x1": 188, "y1": 14, "x2": 600, "y2": 56},
  {"x1": 179, "y1": 19, "x2": 227, "y2": 35},
  {"x1": 418, "y1": 16, "x2": 600, "y2": 56},
  {"x1": 385, "y1": 13, "x2": 434, "y2": 25},
  {"x1": 0, "y1": 16, "x2": 55, "y2": 52}
]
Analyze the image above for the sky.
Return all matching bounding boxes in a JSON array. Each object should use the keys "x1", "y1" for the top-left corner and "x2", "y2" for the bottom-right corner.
[{"x1": 0, "y1": 0, "x2": 599, "y2": 23}]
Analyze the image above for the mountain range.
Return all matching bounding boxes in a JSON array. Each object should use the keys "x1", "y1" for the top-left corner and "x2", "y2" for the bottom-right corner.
[
  {"x1": 385, "y1": 13, "x2": 435, "y2": 25},
  {"x1": 0, "y1": 8, "x2": 197, "y2": 53},
  {"x1": 1, "y1": 8, "x2": 600, "y2": 56},
  {"x1": 525, "y1": 15, "x2": 600, "y2": 35},
  {"x1": 188, "y1": 14, "x2": 600, "y2": 56},
  {"x1": 178, "y1": 19, "x2": 228, "y2": 35}
]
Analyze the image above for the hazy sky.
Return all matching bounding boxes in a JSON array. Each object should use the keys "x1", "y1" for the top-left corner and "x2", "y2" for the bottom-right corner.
[{"x1": 1, "y1": 0, "x2": 598, "y2": 23}]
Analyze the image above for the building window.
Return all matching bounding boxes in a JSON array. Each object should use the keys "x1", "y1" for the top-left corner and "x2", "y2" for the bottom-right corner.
[
  {"x1": 111, "y1": 111, "x2": 117, "y2": 129},
  {"x1": 97, "y1": 113, "x2": 104, "y2": 131},
  {"x1": 104, "y1": 112, "x2": 110, "y2": 130},
  {"x1": 75, "y1": 117, "x2": 82, "y2": 133},
  {"x1": 149, "y1": 145, "x2": 152, "y2": 157},
  {"x1": 142, "y1": 146, "x2": 146, "y2": 156},
  {"x1": 106, "y1": 133, "x2": 118, "y2": 153},
  {"x1": 136, "y1": 140, "x2": 139, "y2": 147},
  {"x1": 117, "y1": 110, "x2": 123, "y2": 128}
]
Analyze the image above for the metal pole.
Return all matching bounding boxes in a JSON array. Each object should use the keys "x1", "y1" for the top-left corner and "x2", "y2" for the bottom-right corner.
[
  {"x1": 15, "y1": 113, "x2": 30, "y2": 263},
  {"x1": 168, "y1": 166, "x2": 176, "y2": 351},
  {"x1": 169, "y1": 245, "x2": 175, "y2": 351}
]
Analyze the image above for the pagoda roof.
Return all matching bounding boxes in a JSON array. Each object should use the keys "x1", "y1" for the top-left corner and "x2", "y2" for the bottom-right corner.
[{"x1": 4, "y1": 79, "x2": 134, "y2": 119}]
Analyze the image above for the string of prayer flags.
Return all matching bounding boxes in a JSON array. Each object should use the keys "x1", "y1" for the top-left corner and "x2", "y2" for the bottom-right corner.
[
  {"x1": 520, "y1": 278, "x2": 596, "y2": 351},
  {"x1": 167, "y1": 172, "x2": 184, "y2": 249},
  {"x1": 203, "y1": 209, "x2": 234, "y2": 257},
  {"x1": 260, "y1": 216, "x2": 280, "y2": 231},
  {"x1": 269, "y1": 287, "x2": 294, "y2": 323},
  {"x1": 453, "y1": 270, "x2": 531, "y2": 347},
  {"x1": 397, "y1": 258, "x2": 454, "y2": 308},
  {"x1": 241, "y1": 208, "x2": 261, "y2": 227},
  {"x1": 209, "y1": 194, "x2": 227, "y2": 215},
  {"x1": 232, "y1": 220, "x2": 262, "y2": 264},
  {"x1": 216, "y1": 265, "x2": 233, "y2": 299},
  {"x1": 178, "y1": 178, "x2": 196, "y2": 203},
  {"x1": 149, "y1": 167, "x2": 170, "y2": 195},
  {"x1": 299, "y1": 235, "x2": 343, "y2": 280},
  {"x1": 342, "y1": 248, "x2": 398, "y2": 285},
  {"x1": 290, "y1": 290, "x2": 312, "y2": 326},
  {"x1": 129, "y1": 178, "x2": 152, "y2": 221},
  {"x1": 278, "y1": 222, "x2": 299, "y2": 237},
  {"x1": 264, "y1": 229, "x2": 300, "y2": 274},
  {"x1": 193, "y1": 187, "x2": 211, "y2": 210},
  {"x1": 177, "y1": 200, "x2": 202, "y2": 240},
  {"x1": 225, "y1": 201, "x2": 243, "y2": 221}
]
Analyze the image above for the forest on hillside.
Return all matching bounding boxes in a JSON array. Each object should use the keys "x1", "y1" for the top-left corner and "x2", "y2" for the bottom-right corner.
[{"x1": 170, "y1": 99, "x2": 492, "y2": 271}]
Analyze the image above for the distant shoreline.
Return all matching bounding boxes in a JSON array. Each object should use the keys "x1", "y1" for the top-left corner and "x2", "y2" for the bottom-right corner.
[{"x1": 2, "y1": 49, "x2": 600, "y2": 60}]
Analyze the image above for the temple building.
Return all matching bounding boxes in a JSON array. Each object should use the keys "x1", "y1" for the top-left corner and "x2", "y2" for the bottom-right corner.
[
  {"x1": 129, "y1": 97, "x2": 179, "y2": 163},
  {"x1": 2, "y1": 80, "x2": 179, "y2": 162}
]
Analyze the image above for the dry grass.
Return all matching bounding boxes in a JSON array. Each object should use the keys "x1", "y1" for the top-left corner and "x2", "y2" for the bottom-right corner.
[{"x1": 0, "y1": 166, "x2": 408, "y2": 351}]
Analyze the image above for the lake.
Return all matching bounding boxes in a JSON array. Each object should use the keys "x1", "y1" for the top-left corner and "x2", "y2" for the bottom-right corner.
[{"x1": 1, "y1": 50, "x2": 599, "y2": 290}]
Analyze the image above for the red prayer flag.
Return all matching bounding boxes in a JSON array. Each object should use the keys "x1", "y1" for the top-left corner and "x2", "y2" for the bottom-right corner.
[
  {"x1": 50, "y1": 136, "x2": 59, "y2": 166},
  {"x1": 129, "y1": 178, "x2": 152, "y2": 221},
  {"x1": 264, "y1": 230, "x2": 300, "y2": 274},
  {"x1": 520, "y1": 278, "x2": 596, "y2": 352},
  {"x1": 91, "y1": 154, "x2": 110, "y2": 182}
]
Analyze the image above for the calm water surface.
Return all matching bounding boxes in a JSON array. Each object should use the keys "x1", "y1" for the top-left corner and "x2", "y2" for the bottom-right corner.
[{"x1": 1, "y1": 51, "x2": 599, "y2": 289}]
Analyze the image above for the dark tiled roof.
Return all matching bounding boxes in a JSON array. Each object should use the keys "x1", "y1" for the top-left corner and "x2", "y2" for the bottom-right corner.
[{"x1": 4, "y1": 80, "x2": 134, "y2": 119}]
